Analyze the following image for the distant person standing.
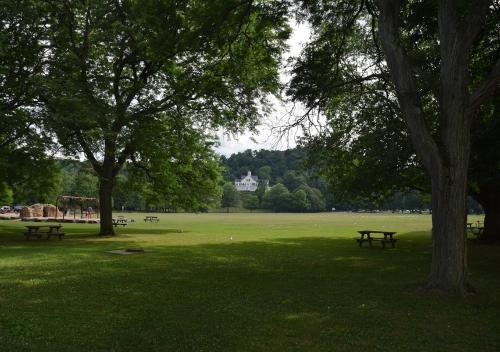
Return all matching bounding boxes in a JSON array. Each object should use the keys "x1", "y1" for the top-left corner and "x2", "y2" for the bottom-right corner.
[{"x1": 87, "y1": 206, "x2": 93, "y2": 219}]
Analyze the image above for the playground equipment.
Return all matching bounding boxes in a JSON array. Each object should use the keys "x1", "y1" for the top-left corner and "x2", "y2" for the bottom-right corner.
[{"x1": 55, "y1": 196, "x2": 99, "y2": 221}]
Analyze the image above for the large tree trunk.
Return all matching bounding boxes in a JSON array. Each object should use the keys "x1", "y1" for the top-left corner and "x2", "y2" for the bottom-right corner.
[
  {"x1": 99, "y1": 163, "x2": 115, "y2": 236},
  {"x1": 427, "y1": 164, "x2": 469, "y2": 293},
  {"x1": 377, "y1": 0, "x2": 476, "y2": 294}
]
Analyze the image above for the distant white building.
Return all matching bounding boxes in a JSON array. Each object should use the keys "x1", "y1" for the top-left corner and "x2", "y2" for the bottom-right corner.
[{"x1": 234, "y1": 171, "x2": 268, "y2": 192}]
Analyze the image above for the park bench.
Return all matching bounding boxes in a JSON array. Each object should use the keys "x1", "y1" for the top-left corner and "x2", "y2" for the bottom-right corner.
[
  {"x1": 356, "y1": 230, "x2": 398, "y2": 248},
  {"x1": 24, "y1": 225, "x2": 65, "y2": 240},
  {"x1": 144, "y1": 216, "x2": 159, "y2": 223}
]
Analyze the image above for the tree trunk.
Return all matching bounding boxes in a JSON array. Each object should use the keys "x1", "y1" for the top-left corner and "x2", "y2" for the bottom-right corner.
[
  {"x1": 476, "y1": 185, "x2": 500, "y2": 243},
  {"x1": 377, "y1": 0, "x2": 498, "y2": 294},
  {"x1": 99, "y1": 164, "x2": 115, "y2": 236},
  {"x1": 379, "y1": 0, "x2": 473, "y2": 294},
  {"x1": 426, "y1": 165, "x2": 469, "y2": 293}
]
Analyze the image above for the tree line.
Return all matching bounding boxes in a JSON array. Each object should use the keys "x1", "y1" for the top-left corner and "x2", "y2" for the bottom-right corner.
[
  {"x1": 220, "y1": 148, "x2": 478, "y2": 213},
  {"x1": 4, "y1": 149, "x2": 470, "y2": 214},
  {"x1": 220, "y1": 148, "x2": 325, "y2": 212}
]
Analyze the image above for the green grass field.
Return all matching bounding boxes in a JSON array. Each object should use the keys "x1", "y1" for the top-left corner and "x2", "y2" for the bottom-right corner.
[{"x1": 0, "y1": 212, "x2": 499, "y2": 351}]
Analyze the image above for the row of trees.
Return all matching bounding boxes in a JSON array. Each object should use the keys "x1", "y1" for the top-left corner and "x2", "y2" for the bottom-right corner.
[
  {"x1": 221, "y1": 148, "x2": 484, "y2": 213},
  {"x1": 222, "y1": 181, "x2": 325, "y2": 212},
  {"x1": 221, "y1": 148, "x2": 308, "y2": 182},
  {"x1": 221, "y1": 148, "x2": 328, "y2": 212},
  {"x1": 6, "y1": 151, "x2": 478, "y2": 215},
  {"x1": 7, "y1": 158, "x2": 220, "y2": 213}
]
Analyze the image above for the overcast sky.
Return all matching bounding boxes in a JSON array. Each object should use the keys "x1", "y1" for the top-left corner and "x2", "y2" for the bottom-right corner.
[{"x1": 215, "y1": 20, "x2": 312, "y2": 157}]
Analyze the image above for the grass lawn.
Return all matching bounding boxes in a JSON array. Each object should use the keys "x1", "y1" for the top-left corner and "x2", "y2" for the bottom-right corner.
[{"x1": 0, "y1": 212, "x2": 499, "y2": 351}]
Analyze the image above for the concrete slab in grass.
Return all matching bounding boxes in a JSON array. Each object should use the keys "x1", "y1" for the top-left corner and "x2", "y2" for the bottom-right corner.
[{"x1": 108, "y1": 247, "x2": 145, "y2": 255}]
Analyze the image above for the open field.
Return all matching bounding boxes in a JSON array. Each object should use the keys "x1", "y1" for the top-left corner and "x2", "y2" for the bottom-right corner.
[{"x1": 0, "y1": 212, "x2": 499, "y2": 351}]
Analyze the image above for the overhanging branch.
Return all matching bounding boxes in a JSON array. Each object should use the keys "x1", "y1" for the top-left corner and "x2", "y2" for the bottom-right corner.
[
  {"x1": 469, "y1": 57, "x2": 500, "y2": 111},
  {"x1": 76, "y1": 132, "x2": 102, "y2": 174},
  {"x1": 377, "y1": 0, "x2": 441, "y2": 172}
]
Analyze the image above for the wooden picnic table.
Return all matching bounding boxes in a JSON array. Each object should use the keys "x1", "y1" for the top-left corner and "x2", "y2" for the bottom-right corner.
[
  {"x1": 112, "y1": 218, "x2": 128, "y2": 227},
  {"x1": 473, "y1": 227, "x2": 485, "y2": 236},
  {"x1": 144, "y1": 216, "x2": 159, "y2": 223},
  {"x1": 466, "y1": 222, "x2": 484, "y2": 237},
  {"x1": 356, "y1": 230, "x2": 398, "y2": 248},
  {"x1": 25, "y1": 225, "x2": 65, "y2": 240}
]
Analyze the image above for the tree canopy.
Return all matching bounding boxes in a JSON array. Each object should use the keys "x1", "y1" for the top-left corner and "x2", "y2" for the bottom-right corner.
[
  {"x1": 289, "y1": 0, "x2": 500, "y2": 293},
  {"x1": 31, "y1": 0, "x2": 290, "y2": 234},
  {"x1": 0, "y1": 0, "x2": 61, "y2": 204},
  {"x1": 221, "y1": 182, "x2": 240, "y2": 211}
]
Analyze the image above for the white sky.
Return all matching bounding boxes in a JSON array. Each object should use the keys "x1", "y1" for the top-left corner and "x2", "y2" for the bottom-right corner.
[{"x1": 215, "y1": 20, "x2": 312, "y2": 157}]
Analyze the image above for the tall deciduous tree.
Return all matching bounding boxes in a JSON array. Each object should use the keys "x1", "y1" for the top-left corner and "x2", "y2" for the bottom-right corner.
[
  {"x1": 379, "y1": 0, "x2": 499, "y2": 293},
  {"x1": 262, "y1": 183, "x2": 289, "y2": 211},
  {"x1": 0, "y1": 0, "x2": 44, "y2": 148},
  {"x1": 290, "y1": 0, "x2": 500, "y2": 294},
  {"x1": 0, "y1": 1, "x2": 61, "y2": 204},
  {"x1": 39, "y1": 0, "x2": 289, "y2": 234},
  {"x1": 303, "y1": 80, "x2": 499, "y2": 241},
  {"x1": 469, "y1": 97, "x2": 500, "y2": 243},
  {"x1": 221, "y1": 182, "x2": 240, "y2": 212}
]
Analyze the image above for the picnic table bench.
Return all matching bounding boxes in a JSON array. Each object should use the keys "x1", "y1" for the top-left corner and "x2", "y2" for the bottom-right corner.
[
  {"x1": 112, "y1": 218, "x2": 128, "y2": 227},
  {"x1": 466, "y1": 222, "x2": 484, "y2": 237},
  {"x1": 473, "y1": 227, "x2": 485, "y2": 236},
  {"x1": 25, "y1": 225, "x2": 65, "y2": 240},
  {"x1": 144, "y1": 216, "x2": 159, "y2": 223},
  {"x1": 356, "y1": 230, "x2": 398, "y2": 248}
]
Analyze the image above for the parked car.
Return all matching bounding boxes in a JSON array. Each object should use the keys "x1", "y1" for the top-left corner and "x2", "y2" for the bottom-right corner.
[
  {"x1": 0, "y1": 205, "x2": 11, "y2": 214},
  {"x1": 13, "y1": 205, "x2": 24, "y2": 213}
]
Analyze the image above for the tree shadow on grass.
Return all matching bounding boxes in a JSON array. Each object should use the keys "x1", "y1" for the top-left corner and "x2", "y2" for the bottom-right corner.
[
  {"x1": 0, "y1": 232, "x2": 499, "y2": 351},
  {"x1": 0, "y1": 228, "x2": 188, "y2": 247},
  {"x1": 115, "y1": 227, "x2": 188, "y2": 235}
]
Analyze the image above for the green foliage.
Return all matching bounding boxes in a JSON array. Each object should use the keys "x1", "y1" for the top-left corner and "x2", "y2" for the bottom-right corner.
[
  {"x1": 256, "y1": 181, "x2": 268, "y2": 208},
  {"x1": 221, "y1": 182, "x2": 240, "y2": 209},
  {"x1": 222, "y1": 148, "x2": 308, "y2": 184},
  {"x1": 0, "y1": 182, "x2": 13, "y2": 204},
  {"x1": 0, "y1": 0, "x2": 46, "y2": 130},
  {"x1": 222, "y1": 147, "x2": 434, "y2": 211},
  {"x1": 33, "y1": 1, "x2": 289, "y2": 228},
  {"x1": 241, "y1": 192, "x2": 259, "y2": 210},
  {"x1": 129, "y1": 118, "x2": 223, "y2": 211},
  {"x1": 222, "y1": 148, "x2": 331, "y2": 211},
  {"x1": 262, "y1": 183, "x2": 289, "y2": 211},
  {"x1": 256, "y1": 166, "x2": 272, "y2": 180},
  {"x1": 261, "y1": 183, "x2": 319, "y2": 212},
  {"x1": 290, "y1": 189, "x2": 309, "y2": 212},
  {"x1": 296, "y1": 184, "x2": 325, "y2": 212},
  {"x1": 282, "y1": 170, "x2": 306, "y2": 192},
  {"x1": 0, "y1": 146, "x2": 62, "y2": 205},
  {"x1": 41, "y1": 0, "x2": 289, "y2": 152},
  {"x1": 0, "y1": 1, "x2": 59, "y2": 205},
  {"x1": 112, "y1": 170, "x2": 147, "y2": 211},
  {"x1": 290, "y1": 0, "x2": 500, "y2": 215},
  {"x1": 57, "y1": 161, "x2": 99, "y2": 198}
]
